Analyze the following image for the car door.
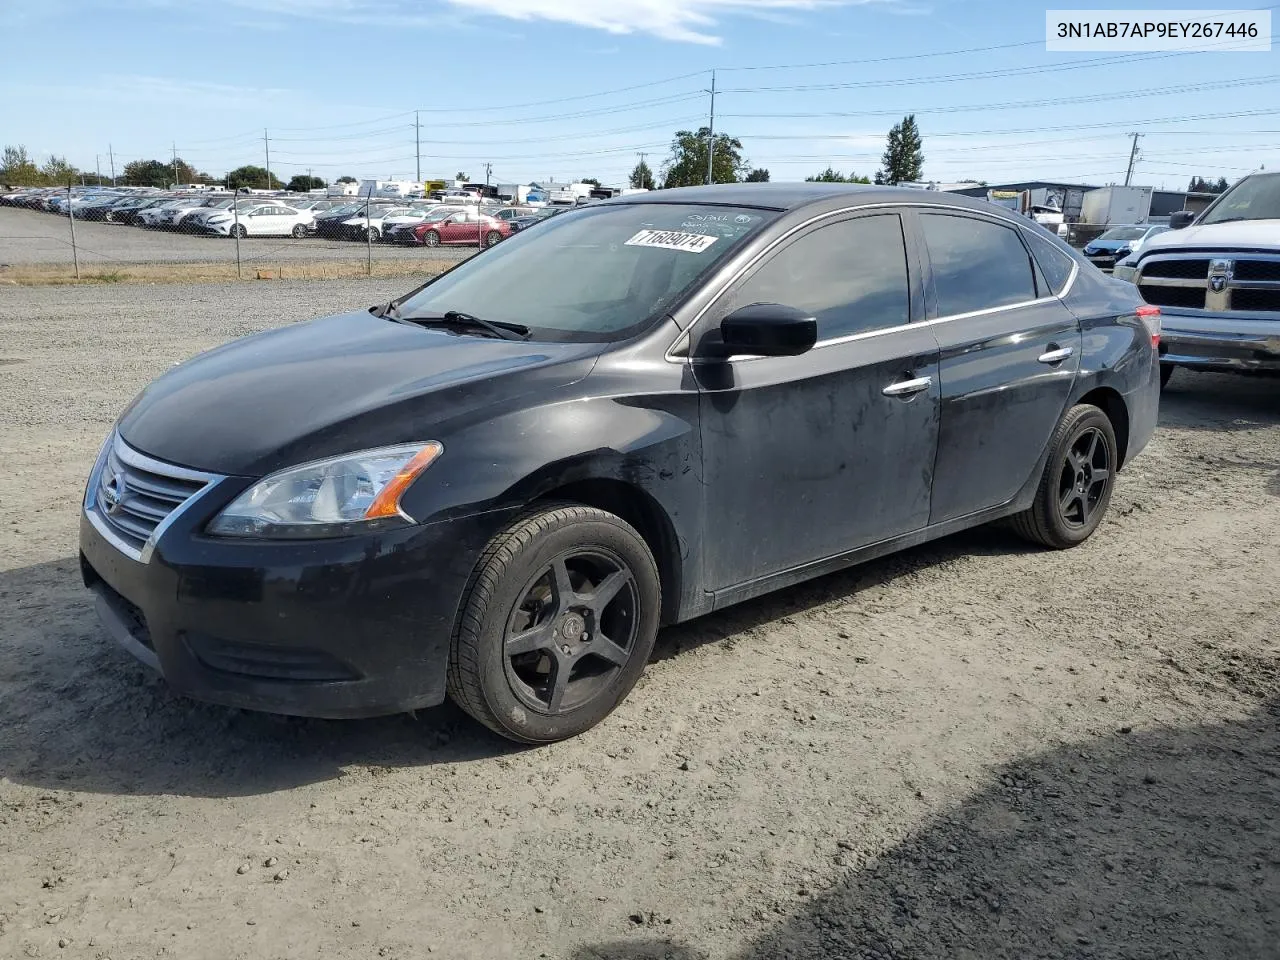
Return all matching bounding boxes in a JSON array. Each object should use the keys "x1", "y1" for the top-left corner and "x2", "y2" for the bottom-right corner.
[
  {"x1": 919, "y1": 211, "x2": 1082, "y2": 524},
  {"x1": 692, "y1": 210, "x2": 940, "y2": 594}
]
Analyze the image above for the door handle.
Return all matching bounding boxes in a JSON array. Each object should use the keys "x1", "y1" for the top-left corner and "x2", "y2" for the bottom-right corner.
[
  {"x1": 882, "y1": 376, "x2": 932, "y2": 398},
  {"x1": 1038, "y1": 345, "x2": 1074, "y2": 364}
]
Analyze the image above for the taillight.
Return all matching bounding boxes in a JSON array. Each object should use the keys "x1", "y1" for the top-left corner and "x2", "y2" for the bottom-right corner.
[{"x1": 1136, "y1": 304, "x2": 1161, "y2": 347}]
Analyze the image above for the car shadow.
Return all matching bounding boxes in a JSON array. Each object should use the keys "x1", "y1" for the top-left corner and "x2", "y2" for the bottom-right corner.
[
  {"x1": 1, "y1": 528, "x2": 1033, "y2": 799},
  {"x1": 1159, "y1": 370, "x2": 1280, "y2": 433},
  {"x1": 571, "y1": 696, "x2": 1280, "y2": 960}
]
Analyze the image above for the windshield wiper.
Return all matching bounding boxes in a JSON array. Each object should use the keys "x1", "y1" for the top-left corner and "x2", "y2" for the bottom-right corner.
[{"x1": 400, "y1": 310, "x2": 530, "y2": 341}]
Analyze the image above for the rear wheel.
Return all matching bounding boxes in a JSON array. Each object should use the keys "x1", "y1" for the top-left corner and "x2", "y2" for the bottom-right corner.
[
  {"x1": 364, "y1": 226, "x2": 380, "y2": 241},
  {"x1": 447, "y1": 505, "x2": 661, "y2": 744},
  {"x1": 421, "y1": 229, "x2": 441, "y2": 247},
  {"x1": 1010, "y1": 404, "x2": 1117, "y2": 549}
]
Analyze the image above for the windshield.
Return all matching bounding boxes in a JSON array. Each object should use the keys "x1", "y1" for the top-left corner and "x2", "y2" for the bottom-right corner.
[
  {"x1": 397, "y1": 203, "x2": 777, "y2": 342},
  {"x1": 1199, "y1": 173, "x2": 1280, "y2": 224},
  {"x1": 1099, "y1": 227, "x2": 1146, "y2": 241}
]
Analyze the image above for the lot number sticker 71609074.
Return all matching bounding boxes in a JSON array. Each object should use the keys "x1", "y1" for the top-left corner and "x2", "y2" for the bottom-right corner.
[{"x1": 624, "y1": 229, "x2": 719, "y2": 253}]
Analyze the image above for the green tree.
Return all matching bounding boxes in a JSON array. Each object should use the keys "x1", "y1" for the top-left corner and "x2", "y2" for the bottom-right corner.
[
  {"x1": 226, "y1": 165, "x2": 282, "y2": 190},
  {"x1": 578, "y1": 177, "x2": 601, "y2": 186},
  {"x1": 661, "y1": 127, "x2": 746, "y2": 188},
  {"x1": 629, "y1": 159, "x2": 656, "y2": 190},
  {"x1": 287, "y1": 174, "x2": 326, "y2": 192},
  {"x1": 122, "y1": 159, "x2": 172, "y2": 187},
  {"x1": 1, "y1": 145, "x2": 42, "y2": 186},
  {"x1": 804, "y1": 167, "x2": 870, "y2": 183},
  {"x1": 877, "y1": 114, "x2": 924, "y2": 185},
  {"x1": 40, "y1": 155, "x2": 78, "y2": 185},
  {"x1": 744, "y1": 167, "x2": 770, "y2": 182},
  {"x1": 455, "y1": 171, "x2": 470, "y2": 181},
  {"x1": 336, "y1": 175, "x2": 357, "y2": 184},
  {"x1": 1214, "y1": 176, "x2": 1230, "y2": 193}
]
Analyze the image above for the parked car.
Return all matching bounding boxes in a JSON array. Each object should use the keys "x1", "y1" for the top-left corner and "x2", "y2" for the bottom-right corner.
[
  {"x1": 1112, "y1": 171, "x2": 1280, "y2": 386},
  {"x1": 414, "y1": 209, "x2": 511, "y2": 247},
  {"x1": 509, "y1": 207, "x2": 565, "y2": 233},
  {"x1": 80, "y1": 184, "x2": 1159, "y2": 743},
  {"x1": 136, "y1": 198, "x2": 209, "y2": 228},
  {"x1": 203, "y1": 202, "x2": 315, "y2": 238},
  {"x1": 312, "y1": 201, "x2": 397, "y2": 238},
  {"x1": 334, "y1": 205, "x2": 418, "y2": 242},
  {"x1": 384, "y1": 206, "x2": 465, "y2": 244},
  {"x1": 1082, "y1": 224, "x2": 1169, "y2": 271}
]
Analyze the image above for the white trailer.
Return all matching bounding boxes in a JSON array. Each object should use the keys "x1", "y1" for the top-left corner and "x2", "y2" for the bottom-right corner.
[{"x1": 1080, "y1": 186, "x2": 1153, "y2": 226}]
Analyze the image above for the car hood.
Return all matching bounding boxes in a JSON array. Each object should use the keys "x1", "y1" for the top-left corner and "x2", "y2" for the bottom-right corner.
[
  {"x1": 117, "y1": 310, "x2": 602, "y2": 477},
  {"x1": 1085, "y1": 239, "x2": 1131, "y2": 252},
  {"x1": 1142, "y1": 219, "x2": 1280, "y2": 252}
]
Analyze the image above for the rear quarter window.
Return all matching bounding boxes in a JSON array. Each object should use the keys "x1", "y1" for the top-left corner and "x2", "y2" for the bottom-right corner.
[{"x1": 1023, "y1": 228, "x2": 1079, "y2": 296}]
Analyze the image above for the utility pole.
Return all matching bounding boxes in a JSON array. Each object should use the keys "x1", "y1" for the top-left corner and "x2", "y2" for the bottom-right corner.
[
  {"x1": 415, "y1": 111, "x2": 421, "y2": 183},
  {"x1": 108, "y1": 143, "x2": 116, "y2": 186},
  {"x1": 95, "y1": 155, "x2": 102, "y2": 187},
  {"x1": 1124, "y1": 132, "x2": 1143, "y2": 186},
  {"x1": 264, "y1": 128, "x2": 272, "y2": 191},
  {"x1": 485, "y1": 162, "x2": 491, "y2": 187},
  {"x1": 172, "y1": 141, "x2": 179, "y2": 189},
  {"x1": 636, "y1": 151, "x2": 649, "y2": 189},
  {"x1": 706, "y1": 70, "x2": 717, "y2": 186}
]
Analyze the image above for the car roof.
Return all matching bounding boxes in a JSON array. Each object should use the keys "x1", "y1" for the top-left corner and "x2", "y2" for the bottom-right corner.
[{"x1": 601, "y1": 182, "x2": 1025, "y2": 219}]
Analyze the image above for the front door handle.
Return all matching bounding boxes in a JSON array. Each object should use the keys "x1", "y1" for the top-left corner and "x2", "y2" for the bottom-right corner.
[
  {"x1": 882, "y1": 375, "x2": 932, "y2": 398},
  {"x1": 1038, "y1": 345, "x2": 1074, "y2": 364}
]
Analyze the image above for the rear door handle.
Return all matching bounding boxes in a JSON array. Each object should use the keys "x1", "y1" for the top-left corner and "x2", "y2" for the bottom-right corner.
[
  {"x1": 1038, "y1": 346, "x2": 1074, "y2": 364},
  {"x1": 882, "y1": 376, "x2": 933, "y2": 398}
]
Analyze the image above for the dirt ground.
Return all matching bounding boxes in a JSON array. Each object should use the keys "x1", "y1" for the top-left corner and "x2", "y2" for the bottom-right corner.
[{"x1": 1, "y1": 280, "x2": 1277, "y2": 960}]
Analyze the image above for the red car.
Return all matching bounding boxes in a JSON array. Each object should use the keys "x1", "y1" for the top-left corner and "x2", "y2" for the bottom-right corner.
[{"x1": 413, "y1": 209, "x2": 511, "y2": 248}]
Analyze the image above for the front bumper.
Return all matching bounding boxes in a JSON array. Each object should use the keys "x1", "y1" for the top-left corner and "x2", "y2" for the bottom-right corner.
[
  {"x1": 79, "y1": 440, "x2": 514, "y2": 719},
  {"x1": 1160, "y1": 309, "x2": 1280, "y2": 373}
]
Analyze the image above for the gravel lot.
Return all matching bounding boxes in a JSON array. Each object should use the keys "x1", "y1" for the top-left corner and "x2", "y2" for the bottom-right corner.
[
  {"x1": 0, "y1": 207, "x2": 473, "y2": 267},
  {"x1": 1, "y1": 280, "x2": 1277, "y2": 960}
]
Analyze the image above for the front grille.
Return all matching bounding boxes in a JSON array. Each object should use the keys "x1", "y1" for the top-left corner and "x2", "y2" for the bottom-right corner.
[
  {"x1": 1233, "y1": 259, "x2": 1280, "y2": 282},
  {"x1": 1139, "y1": 284, "x2": 1206, "y2": 310},
  {"x1": 91, "y1": 435, "x2": 215, "y2": 558},
  {"x1": 1141, "y1": 259, "x2": 1210, "y2": 279},
  {"x1": 1232, "y1": 288, "x2": 1280, "y2": 313}
]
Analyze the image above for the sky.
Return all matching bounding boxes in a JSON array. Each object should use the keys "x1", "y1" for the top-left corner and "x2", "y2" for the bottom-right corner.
[{"x1": 1, "y1": 0, "x2": 1277, "y2": 190}]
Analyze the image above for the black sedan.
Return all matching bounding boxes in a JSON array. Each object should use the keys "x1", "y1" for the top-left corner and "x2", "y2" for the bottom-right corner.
[{"x1": 80, "y1": 184, "x2": 1161, "y2": 743}]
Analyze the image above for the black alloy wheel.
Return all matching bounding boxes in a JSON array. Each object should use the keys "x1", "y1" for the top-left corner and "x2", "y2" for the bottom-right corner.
[
  {"x1": 1010, "y1": 403, "x2": 1117, "y2": 549},
  {"x1": 447, "y1": 504, "x2": 661, "y2": 743}
]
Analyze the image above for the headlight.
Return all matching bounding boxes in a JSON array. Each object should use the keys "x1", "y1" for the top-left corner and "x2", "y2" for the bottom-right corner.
[
  {"x1": 208, "y1": 442, "x2": 443, "y2": 539},
  {"x1": 1112, "y1": 256, "x2": 1140, "y2": 282}
]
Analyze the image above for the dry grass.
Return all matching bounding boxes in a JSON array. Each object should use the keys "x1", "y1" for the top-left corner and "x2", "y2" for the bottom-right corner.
[{"x1": 0, "y1": 259, "x2": 453, "y2": 286}]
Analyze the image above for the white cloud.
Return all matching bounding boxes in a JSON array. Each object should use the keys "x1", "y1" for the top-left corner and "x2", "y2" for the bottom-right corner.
[{"x1": 215, "y1": 0, "x2": 895, "y2": 45}]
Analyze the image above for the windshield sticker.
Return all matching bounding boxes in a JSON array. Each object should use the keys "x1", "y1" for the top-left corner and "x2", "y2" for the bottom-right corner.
[{"x1": 625, "y1": 229, "x2": 719, "y2": 253}]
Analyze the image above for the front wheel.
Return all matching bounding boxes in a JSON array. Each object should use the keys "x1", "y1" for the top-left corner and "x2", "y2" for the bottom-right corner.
[
  {"x1": 421, "y1": 229, "x2": 440, "y2": 247},
  {"x1": 447, "y1": 505, "x2": 661, "y2": 744},
  {"x1": 291, "y1": 224, "x2": 307, "y2": 239},
  {"x1": 484, "y1": 230, "x2": 503, "y2": 248},
  {"x1": 230, "y1": 224, "x2": 247, "y2": 239},
  {"x1": 1009, "y1": 404, "x2": 1117, "y2": 549}
]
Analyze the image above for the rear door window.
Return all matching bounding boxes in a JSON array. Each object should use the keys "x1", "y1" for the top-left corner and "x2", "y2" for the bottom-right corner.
[{"x1": 921, "y1": 214, "x2": 1037, "y2": 316}]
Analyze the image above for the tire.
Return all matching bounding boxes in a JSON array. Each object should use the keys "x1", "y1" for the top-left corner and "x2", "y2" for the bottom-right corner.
[
  {"x1": 230, "y1": 224, "x2": 247, "y2": 239},
  {"x1": 1009, "y1": 403, "x2": 1118, "y2": 549},
  {"x1": 485, "y1": 230, "x2": 503, "y2": 248},
  {"x1": 364, "y1": 226, "x2": 380, "y2": 242},
  {"x1": 291, "y1": 224, "x2": 307, "y2": 239},
  {"x1": 1160, "y1": 364, "x2": 1174, "y2": 389},
  {"x1": 421, "y1": 229, "x2": 440, "y2": 248},
  {"x1": 447, "y1": 504, "x2": 661, "y2": 744}
]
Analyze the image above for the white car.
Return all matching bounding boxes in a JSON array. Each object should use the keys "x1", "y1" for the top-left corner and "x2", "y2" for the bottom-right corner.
[
  {"x1": 136, "y1": 199, "x2": 207, "y2": 228},
  {"x1": 204, "y1": 203, "x2": 316, "y2": 238},
  {"x1": 336, "y1": 206, "x2": 417, "y2": 241}
]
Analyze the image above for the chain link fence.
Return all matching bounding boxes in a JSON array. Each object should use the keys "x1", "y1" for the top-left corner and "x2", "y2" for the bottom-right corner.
[{"x1": 0, "y1": 185, "x2": 531, "y2": 284}]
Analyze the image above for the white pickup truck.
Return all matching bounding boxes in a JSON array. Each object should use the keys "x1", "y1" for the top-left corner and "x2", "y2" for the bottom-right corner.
[{"x1": 1113, "y1": 171, "x2": 1280, "y2": 387}]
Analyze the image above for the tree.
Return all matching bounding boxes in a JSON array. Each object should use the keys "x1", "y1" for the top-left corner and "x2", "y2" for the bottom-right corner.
[
  {"x1": 171, "y1": 158, "x2": 197, "y2": 184},
  {"x1": 744, "y1": 167, "x2": 770, "y2": 182},
  {"x1": 629, "y1": 159, "x2": 656, "y2": 190},
  {"x1": 40, "y1": 155, "x2": 78, "y2": 185},
  {"x1": 804, "y1": 167, "x2": 870, "y2": 183},
  {"x1": 455, "y1": 171, "x2": 470, "y2": 181},
  {"x1": 122, "y1": 159, "x2": 172, "y2": 187},
  {"x1": 877, "y1": 114, "x2": 924, "y2": 185},
  {"x1": 226, "y1": 165, "x2": 282, "y2": 190},
  {"x1": 1214, "y1": 176, "x2": 1230, "y2": 193},
  {"x1": 336, "y1": 175, "x2": 357, "y2": 184},
  {"x1": 578, "y1": 177, "x2": 601, "y2": 186},
  {"x1": 1187, "y1": 176, "x2": 1231, "y2": 194},
  {"x1": 287, "y1": 174, "x2": 326, "y2": 192},
  {"x1": 661, "y1": 127, "x2": 747, "y2": 188},
  {"x1": 1, "y1": 145, "x2": 42, "y2": 186}
]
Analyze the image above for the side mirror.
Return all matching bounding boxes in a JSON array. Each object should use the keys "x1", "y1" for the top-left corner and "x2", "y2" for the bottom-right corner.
[
  {"x1": 1169, "y1": 210, "x2": 1195, "y2": 230},
  {"x1": 718, "y1": 303, "x2": 817, "y2": 357}
]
